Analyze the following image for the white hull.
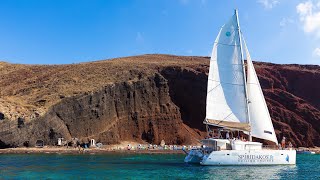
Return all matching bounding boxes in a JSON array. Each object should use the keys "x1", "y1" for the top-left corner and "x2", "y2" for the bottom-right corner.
[
  {"x1": 184, "y1": 150, "x2": 203, "y2": 164},
  {"x1": 185, "y1": 149, "x2": 296, "y2": 165}
]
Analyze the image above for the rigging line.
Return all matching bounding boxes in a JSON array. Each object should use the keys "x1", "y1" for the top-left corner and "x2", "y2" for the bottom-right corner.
[
  {"x1": 210, "y1": 61, "x2": 242, "y2": 66},
  {"x1": 208, "y1": 79, "x2": 245, "y2": 86},
  {"x1": 247, "y1": 82, "x2": 260, "y2": 85},
  {"x1": 207, "y1": 84, "x2": 220, "y2": 94},
  {"x1": 215, "y1": 112, "x2": 234, "y2": 126},
  {"x1": 208, "y1": 101, "x2": 248, "y2": 107},
  {"x1": 209, "y1": 61, "x2": 243, "y2": 66},
  {"x1": 213, "y1": 42, "x2": 240, "y2": 47},
  {"x1": 223, "y1": 112, "x2": 234, "y2": 121}
]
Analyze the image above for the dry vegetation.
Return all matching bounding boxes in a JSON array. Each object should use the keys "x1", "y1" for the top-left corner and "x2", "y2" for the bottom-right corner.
[{"x1": 0, "y1": 54, "x2": 207, "y2": 122}]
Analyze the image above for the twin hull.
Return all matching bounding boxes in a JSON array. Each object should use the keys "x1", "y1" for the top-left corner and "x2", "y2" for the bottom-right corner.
[{"x1": 185, "y1": 149, "x2": 296, "y2": 165}]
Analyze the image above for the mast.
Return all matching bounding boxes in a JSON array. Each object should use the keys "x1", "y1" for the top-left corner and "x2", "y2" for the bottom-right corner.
[
  {"x1": 204, "y1": 10, "x2": 251, "y2": 133},
  {"x1": 235, "y1": 9, "x2": 252, "y2": 141}
]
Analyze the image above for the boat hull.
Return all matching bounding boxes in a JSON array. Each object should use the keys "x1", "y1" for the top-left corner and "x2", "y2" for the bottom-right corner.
[
  {"x1": 200, "y1": 149, "x2": 296, "y2": 165},
  {"x1": 184, "y1": 150, "x2": 203, "y2": 164}
]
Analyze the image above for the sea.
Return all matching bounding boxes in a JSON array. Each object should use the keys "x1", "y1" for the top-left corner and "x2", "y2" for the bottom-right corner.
[{"x1": 0, "y1": 153, "x2": 319, "y2": 179}]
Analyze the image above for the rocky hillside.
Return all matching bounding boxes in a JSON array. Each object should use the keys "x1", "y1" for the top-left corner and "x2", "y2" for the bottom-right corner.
[{"x1": 0, "y1": 54, "x2": 319, "y2": 148}]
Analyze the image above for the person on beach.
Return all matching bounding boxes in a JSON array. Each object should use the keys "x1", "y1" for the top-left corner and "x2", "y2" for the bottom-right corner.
[
  {"x1": 78, "y1": 145, "x2": 82, "y2": 153},
  {"x1": 127, "y1": 144, "x2": 132, "y2": 150}
]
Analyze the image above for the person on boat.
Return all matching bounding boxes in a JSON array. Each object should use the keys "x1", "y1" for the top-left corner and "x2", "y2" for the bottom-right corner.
[
  {"x1": 218, "y1": 130, "x2": 222, "y2": 139},
  {"x1": 208, "y1": 131, "x2": 213, "y2": 138},
  {"x1": 201, "y1": 144, "x2": 206, "y2": 149},
  {"x1": 226, "y1": 132, "x2": 230, "y2": 139},
  {"x1": 288, "y1": 141, "x2": 293, "y2": 150},
  {"x1": 213, "y1": 131, "x2": 218, "y2": 138},
  {"x1": 281, "y1": 137, "x2": 286, "y2": 149}
]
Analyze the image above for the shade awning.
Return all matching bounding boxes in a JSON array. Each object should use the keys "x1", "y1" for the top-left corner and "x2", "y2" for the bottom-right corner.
[{"x1": 204, "y1": 119, "x2": 251, "y2": 132}]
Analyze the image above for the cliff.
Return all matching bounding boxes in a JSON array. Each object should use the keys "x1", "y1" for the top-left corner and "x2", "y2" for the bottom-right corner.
[{"x1": 0, "y1": 55, "x2": 319, "y2": 148}]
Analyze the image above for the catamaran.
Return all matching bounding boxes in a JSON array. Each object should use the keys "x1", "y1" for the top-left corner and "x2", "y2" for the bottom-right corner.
[{"x1": 184, "y1": 10, "x2": 296, "y2": 165}]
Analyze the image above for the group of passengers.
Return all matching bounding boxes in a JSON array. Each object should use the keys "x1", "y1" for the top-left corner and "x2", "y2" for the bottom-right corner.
[
  {"x1": 279, "y1": 137, "x2": 293, "y2": 150},
  {"x1": 206, "y1": 129, "x2": 294, "y2": 149}
]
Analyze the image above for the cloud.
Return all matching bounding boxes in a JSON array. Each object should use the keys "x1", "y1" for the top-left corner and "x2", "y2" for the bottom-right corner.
[
  {"x1": 296, "y1": 1, "x2": 320, "y2": 37},
  {"x1": 296, "y1": 1, "x2": 313, "y2": 15},
  {"x1": 279, "y1": 17, "x2": 294, "y2": 27},
  {"x1": 258, "y1": 0, "x2": 280, "y2": 9},
  {"x1": 313, "y1": 47, "x2": 320, "y2": 58}
]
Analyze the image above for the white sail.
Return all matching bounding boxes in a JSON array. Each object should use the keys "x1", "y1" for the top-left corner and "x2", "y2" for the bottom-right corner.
[
  {"x1": 205, "y1": 12, "x2": 249, "y2": 131},
  {"x1": 243, "y1": 38, "x2": 278, "y2": 144},
  {"x1": 185, "y1": 10, "x2": 296, "y2": 167}
]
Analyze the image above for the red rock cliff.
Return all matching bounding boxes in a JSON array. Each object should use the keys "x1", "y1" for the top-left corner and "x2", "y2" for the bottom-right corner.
[{"x1": 0, "y1": 55, "x2": 319, "y2": 147}]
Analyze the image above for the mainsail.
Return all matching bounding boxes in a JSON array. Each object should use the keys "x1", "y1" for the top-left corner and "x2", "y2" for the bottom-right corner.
[
  {"x1": 205, "y1": 11, "x2": 250, "y2": 131},
  {"x1": 243, "y1": 38, "x2": 278, "y2": 144}
]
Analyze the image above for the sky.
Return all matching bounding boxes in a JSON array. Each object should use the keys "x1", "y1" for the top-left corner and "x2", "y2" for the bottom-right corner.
[{"x1": 0, "y1": 0, "x2": 320, "y2": 65}]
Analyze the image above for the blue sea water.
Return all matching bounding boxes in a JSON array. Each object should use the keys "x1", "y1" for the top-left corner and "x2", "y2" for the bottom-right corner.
[{"x1": 0, "y1": 153, "x2": 319, "y2": 179}]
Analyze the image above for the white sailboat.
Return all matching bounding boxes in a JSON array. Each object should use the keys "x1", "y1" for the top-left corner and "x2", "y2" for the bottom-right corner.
[{"x1": 184, "y1": 10, "x2": 296, "y2": 165}]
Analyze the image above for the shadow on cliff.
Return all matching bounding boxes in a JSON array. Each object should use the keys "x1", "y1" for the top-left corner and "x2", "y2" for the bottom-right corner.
[
  {"x1": 0, "y1": 140, "x2": 12, "y2": 149},
  {"x1": 0, "y1": 73, "x2": 197, "y2": 147},
  {"x1": 0, "y1": 56, "x2": 319, "y2": 148},
  {"x1": 160, "y1": 66, "x2": 208, "y2": 131}
]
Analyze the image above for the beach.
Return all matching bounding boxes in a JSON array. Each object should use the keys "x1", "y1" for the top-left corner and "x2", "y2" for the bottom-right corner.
[
  {"x1": 0, "y1": 147, "x2": 184, "y2": 154},
  {"x1": 1, "y1": 145, "x2": 319, "y2": 155},
  {"x1": 0, "y1": 142, "x2": 187, "y2": 155},
  {"x1": 306, "y1": 147, "x2": 320, "y2": 154}
]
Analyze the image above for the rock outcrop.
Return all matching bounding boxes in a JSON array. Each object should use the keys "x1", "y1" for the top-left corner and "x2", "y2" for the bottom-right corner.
[
  {"x1": 0, "y1": 73, "x2": 197, "y2": 147},
  {"x1": 0, "y1": 55, "x2": 319, "y2": 148},
  {"x1": 255, "y1": 63, "x2": 320, "y2": 147}
]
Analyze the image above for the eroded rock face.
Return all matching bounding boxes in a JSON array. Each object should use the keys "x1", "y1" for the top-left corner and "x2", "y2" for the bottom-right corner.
[
  {"x1": 0, "y1": 55, "x2": 319, "y2": 148},
  {"x1": 0, "y1": 112, "x2": 4, "y2": 120},
  {"x1": 255, "y1": 63, "x2": 320, "y2": 147},
  {"x1": 158, "y1": 62, "x2": 320, "y2": 147},
  {"x1": 160, "y1": 66, "x2": 208, "y2": 131},
  {"x1": 0, "y1": 73, "x2": 194, "y2": 147}
]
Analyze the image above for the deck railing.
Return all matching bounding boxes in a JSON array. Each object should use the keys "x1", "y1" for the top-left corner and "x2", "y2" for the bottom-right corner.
[{"x1": 262, "y1": 145, "x2": 278, "y2": 150}]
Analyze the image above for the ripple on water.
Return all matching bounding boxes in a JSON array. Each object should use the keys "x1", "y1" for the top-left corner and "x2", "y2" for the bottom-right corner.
[{"x1": 0, "y1": 154, "x2": 318, "y2": 179}]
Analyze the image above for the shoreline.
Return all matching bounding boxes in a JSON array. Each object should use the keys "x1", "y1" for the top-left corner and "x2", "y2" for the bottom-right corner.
[
  {"x1": 1, "y1": 146, "x2": 319, "y2": 155},
  {"x1": 0, "y1": 147, "x2": 186, "y2": 155}
]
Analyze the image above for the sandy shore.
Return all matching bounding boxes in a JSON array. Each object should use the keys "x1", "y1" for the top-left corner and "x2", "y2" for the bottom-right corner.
[
  {"x1": 306, "y1": 147, "x2": 320, "y2": 154},
  {"x1": 0, "y1": 141, "x2": 190, "y2": 155},
  {"x1": 1, "y1": 145, "x2": 319, "y2": 155},
  {"x1": 0, "y1": 146, "x2": 186, "y2": 155}
]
